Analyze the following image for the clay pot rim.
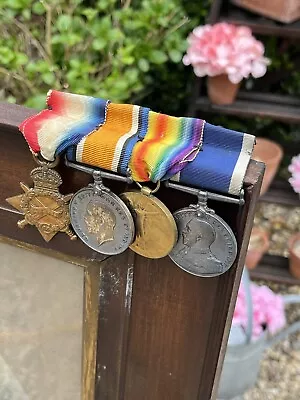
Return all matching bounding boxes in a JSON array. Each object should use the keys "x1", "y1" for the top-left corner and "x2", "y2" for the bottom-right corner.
[
  {"x1": 289, "y1": 233, "x2": 300, "y2": 258},
  {"x1": 253, "y1": 138, "x2": 284, "y2": 163},
  {"x1": 248, "y1": 227, "x2": 269, "y2": 253}
]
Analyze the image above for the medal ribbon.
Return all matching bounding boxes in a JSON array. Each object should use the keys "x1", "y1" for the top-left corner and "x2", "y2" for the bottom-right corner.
[
  {"x1": 172, "y1": 123, "x2": 255, "y2": 196},
  {"x1": 129, "y1": 112, "x2": 205, "y2": 182},
  {"x1": 67, "y1": 102, "x2": 150, "y2": 175},
  {"x1": 19, "y1": 90, "x2": 109, "y2": 161},
  {"x1": 19, "y1": 91, "x2": 255, "y2": 196}
]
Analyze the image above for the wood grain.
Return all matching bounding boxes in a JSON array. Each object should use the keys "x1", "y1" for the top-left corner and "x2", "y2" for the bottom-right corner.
[
  {"x1": 195, "y1": 96, "x2": 300, "y2": 124},
  {"x1": 82, "y1": 264, "x2": 101, "y2": 400},
  {"x1": 95, "y1": 251, "x2": 135, "y2": 400}
]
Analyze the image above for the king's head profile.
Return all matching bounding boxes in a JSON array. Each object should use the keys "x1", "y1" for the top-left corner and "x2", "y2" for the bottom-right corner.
[{"x1": 84, "y1": 201, "x2": 116, "y2": 246}]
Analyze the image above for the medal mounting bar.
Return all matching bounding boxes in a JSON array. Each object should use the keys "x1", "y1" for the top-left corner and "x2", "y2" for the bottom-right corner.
[
  {"x1": 165, "y1": 181, "x2": 245, "y2": 206},
  {"x1": 66, "y1": 158, "x2": 245, "y2": 206},
  {"x1": 65, "y1": 158, "x2": 133, "y2": 184}
]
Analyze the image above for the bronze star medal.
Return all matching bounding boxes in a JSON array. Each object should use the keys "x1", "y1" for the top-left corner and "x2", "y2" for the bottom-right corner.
[{"x1": 6, "y1": 166, "x2": 76, "y2": 242}]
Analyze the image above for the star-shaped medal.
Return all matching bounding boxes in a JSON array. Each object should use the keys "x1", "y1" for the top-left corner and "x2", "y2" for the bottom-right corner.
[{"x1": 6, "y1": 166, "x2": 76, "y2": 242}]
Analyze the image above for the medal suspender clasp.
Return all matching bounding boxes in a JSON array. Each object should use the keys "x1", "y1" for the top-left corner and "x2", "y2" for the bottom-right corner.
[{"x1": 165, "y1": 181, "x2": 245, "y2": 206}]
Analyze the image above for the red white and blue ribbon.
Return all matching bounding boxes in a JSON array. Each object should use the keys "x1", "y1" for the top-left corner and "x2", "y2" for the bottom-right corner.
[{"x1": 19, "y1": 90, "x2": 255, "y2": 196}]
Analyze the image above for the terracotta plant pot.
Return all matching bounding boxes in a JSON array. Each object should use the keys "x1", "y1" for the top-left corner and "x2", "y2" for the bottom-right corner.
[
  {"x1": 231, "y1": 0, "x2": 300, "y2": 24},
  {"x1": 252, "y1": 138, "x2": 283, "y2": 196},
  {"x1": 245, "y1": 227, "x2": 269, "y2": 270},
  {"x1": 289, "y1": 233, "x2": 300, "y2": 279},
  {"x1": 207, "y1": 75, "x2": 240, "y2": 105}
]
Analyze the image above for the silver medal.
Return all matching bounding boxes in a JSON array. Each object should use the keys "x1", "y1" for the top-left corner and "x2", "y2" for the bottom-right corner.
[
  {"x1": 169, "y1": 192, "x2": 237, "y2": 277},
  {"x1": 70, "y1": 171, "x2": 135, "y2": 255}
]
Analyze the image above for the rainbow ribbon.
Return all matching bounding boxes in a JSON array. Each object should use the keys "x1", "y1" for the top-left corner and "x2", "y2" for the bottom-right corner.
[{"x1": 19, "y1": 90, "x2": 255, "y2": 195}]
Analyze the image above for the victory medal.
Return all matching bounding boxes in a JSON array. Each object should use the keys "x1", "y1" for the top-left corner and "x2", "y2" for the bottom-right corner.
[{"x1": 120, "y1": 183, "x2": 178, "y2": 259}]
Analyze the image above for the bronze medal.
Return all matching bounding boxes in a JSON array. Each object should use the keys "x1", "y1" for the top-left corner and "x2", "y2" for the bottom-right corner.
[
  {"x1": 120, "y1": 186, "x2": 177, "y2": 259},
  {"x1": 6, "y1": 157, "x2": 76, "y2": 242}
]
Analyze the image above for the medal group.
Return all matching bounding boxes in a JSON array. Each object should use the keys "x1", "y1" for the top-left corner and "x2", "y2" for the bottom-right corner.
[{"x1": 7, "y1": 91, "x2": 255, "y2": 278}]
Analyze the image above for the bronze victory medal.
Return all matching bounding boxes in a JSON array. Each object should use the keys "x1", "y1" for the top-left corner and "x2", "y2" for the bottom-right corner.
[
  {"x1": 120, "y1": 190, "x2": 178, "y2": 259},
  {"x1": 6, "y1": 166, "x2": 76, "y2": 242}
]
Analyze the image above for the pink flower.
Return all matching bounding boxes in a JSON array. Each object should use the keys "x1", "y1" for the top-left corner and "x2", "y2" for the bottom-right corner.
[
  {"x1": 232, "y1": 282, "x2": 286, "y2": 341},
  {"x1": 288, "y1": 155, "x2": 300, "y2": 194},
  {"x1": 183, "y1": 22, "x2": 270, "y2": 83}
]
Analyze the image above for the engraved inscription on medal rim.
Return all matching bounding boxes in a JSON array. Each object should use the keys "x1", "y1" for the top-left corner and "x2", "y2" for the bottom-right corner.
[
  {"x1": 69, "y1": 188, "x2": 134, "y2": 255},
  {"x1": 209, "y1": 216, "x2": 236, "y2": 264},
  {"x1": 70, "y1": 196, "x2": 89, "y2": 241}
]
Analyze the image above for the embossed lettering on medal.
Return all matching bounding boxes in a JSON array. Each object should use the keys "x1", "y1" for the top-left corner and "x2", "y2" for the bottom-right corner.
[
  {"x1": 70, "y1": 172, "x2": 135, "y2": 255},
  {"x1": 169, "y1": 195, "x2": 237, "y2": 277}
]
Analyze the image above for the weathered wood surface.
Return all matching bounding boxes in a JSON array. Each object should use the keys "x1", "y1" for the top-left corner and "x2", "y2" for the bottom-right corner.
[
  {"x1": 0, "y1": 102, "x2": 264, "y2": 400},
  {"x1": 194, "y1": 95, "x2": 300, "y2": 124},
  {"x1": 209, "y1": 0, "x2": 300, "y2": 39}
]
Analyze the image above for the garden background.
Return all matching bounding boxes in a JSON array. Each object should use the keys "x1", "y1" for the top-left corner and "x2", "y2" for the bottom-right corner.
[{"x1": 1, "y1": 0, "x2": 299, "y2": 171}]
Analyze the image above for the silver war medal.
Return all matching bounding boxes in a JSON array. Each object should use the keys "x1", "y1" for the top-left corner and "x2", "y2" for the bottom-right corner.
[{"x1": 70, "y1": 171, "x2": 135, "y2": 255}]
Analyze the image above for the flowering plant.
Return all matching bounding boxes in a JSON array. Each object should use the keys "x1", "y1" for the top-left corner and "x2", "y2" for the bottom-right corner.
[
  {"x1": 233, "y1": 282, "x2": 286, "y2": 341},
  {"x1": 183, "y1": 22, "x2": 270, "y2": 84},
  {"x1": 288, "y1": 154, "x2": 300, "y2": 194}
]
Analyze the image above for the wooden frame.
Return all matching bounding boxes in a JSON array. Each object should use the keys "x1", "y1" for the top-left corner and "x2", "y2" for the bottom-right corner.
[{"x1": 0, "y1": 103, "x2": 264, "y2": 400}]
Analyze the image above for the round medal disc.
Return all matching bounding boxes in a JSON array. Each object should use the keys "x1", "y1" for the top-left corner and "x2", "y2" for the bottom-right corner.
[
  {"x1": 70, "y1": 187, "x2": 135, "y2": 255},
  {"x1": 169, "y1": 208, "x2": 237, "y2": 277},
  {"x1": 120, "y1": 191, "x2": 178, "y2": 259}
]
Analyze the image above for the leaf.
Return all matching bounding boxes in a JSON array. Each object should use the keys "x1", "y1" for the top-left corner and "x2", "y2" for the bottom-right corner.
[
  {"x1": 108, "y1": 28, "x2": 123, "y2": 42},
  {"x1": 92, "y1": 38, "x2": 107, "y2": 51},
  {"x1": 168, "y1": 49, "x2": 182, "y2": 63},
  {"x1": 22, "y1": 8, "x2": 31, "y2": 20},
  {"x1": 121, "y1": 55, "x2": 135, "y2": 65},
  {"x1": 7, "y1": 95, "x2": 16, "y2": 104},
  {"x1": 25, "y1": 94, "x2": 47, "y2": 110},
  {"x1": 15, "y1": 53, "x2": 29, "y2": 66},
  {"x1": 32, "y1": 2, "x2": 45, "y2": 15},
  {"x1": 149, "y1": 50, "x2": 167, "y2": 64},
  {"x1": 126, "y1": 68, "x2": 139, "y2": 82},
  {"x1": 114, "y1": 79, "x2": 128, "y2": 91},
  {"x1": 42, "y1": 72, "x2": 56, "y2": 85},
  {"x1": 0, "y1": 47, "x2": 14, "y2": 64},
  {"x1": 56, "y1": 15, "x2": 72, "y2": 32},
  {"x1": 7, "y1": 0, "x2": 24, "y2": 10},
  {"x1": 51, "y1": 34, "x2": 63, "y2": 45},
  {"x1": 138, "y1": 58, "x2": 149, "y2": 72},
  {"x1": 82, "y1": 8, "x2": 98, "y2": 21},
  {"x1": 25, "y1": 62, "x2": 37, "y2": 73}
]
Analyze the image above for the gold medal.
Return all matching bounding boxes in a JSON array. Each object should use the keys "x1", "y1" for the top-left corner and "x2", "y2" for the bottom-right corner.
[
  {"x1": 120, "y1": 184, "x2": 177, "y2": 259},
  {"x1": 6, "y1": 156, "x2": 76, "y2": 242}
]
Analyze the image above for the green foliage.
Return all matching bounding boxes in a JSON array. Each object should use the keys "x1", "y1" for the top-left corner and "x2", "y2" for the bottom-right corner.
[
  {"x1": 1, "y1": 0, "x2": 298, "y2": 163},
  {"x1": 0, "y1": 0, "x2": 190, "y2": 108}
]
